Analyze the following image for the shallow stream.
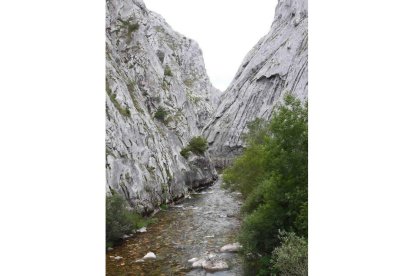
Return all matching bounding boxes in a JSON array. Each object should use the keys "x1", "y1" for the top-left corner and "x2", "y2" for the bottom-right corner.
[{"x1": 106, "y1": 177, "x2": 244, "y2": 276}]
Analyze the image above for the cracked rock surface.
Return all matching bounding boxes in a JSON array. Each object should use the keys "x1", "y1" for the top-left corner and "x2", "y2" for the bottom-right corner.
[
  {"x1": 203, "y1": 0, "x2": 308, "y2": 168},
  {"x1": 106, "y1": 0, "x2": 220, "y2": 213}
]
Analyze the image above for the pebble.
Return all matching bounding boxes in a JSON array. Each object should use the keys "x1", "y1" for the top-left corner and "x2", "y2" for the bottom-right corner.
[
  {"x1": 134, "y1": 258, "x2": 145, "y2": 263},
  {"x1": 188, "y1": 258, "x2": 198, "y2": 263},
  {"x1": 143, "y1": 252, "x2": 156, "y2": 260},
  {"x1": 137, "y1": 227, "x2": 147, "y2": 233}
]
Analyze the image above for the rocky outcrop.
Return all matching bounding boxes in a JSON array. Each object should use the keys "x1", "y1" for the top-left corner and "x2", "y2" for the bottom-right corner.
[
  {"x1": 203, "y1": 0, "x2": 308, "y2": 167},
  {"x1": 106, "y1": 0, "x2": 219, "y2": 213}
]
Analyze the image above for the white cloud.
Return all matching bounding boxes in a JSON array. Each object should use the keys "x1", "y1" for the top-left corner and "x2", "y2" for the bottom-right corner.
[{"x1": 144, "y1": 0, "x2": 278, "y2": 91}]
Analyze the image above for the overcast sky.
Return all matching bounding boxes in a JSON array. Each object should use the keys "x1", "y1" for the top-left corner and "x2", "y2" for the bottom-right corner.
[{"x1": 144, "y1": 0, "x2": 278, "y2": 91}]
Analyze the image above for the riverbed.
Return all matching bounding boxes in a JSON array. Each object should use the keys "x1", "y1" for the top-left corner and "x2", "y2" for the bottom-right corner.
[{"x1": 106, "y1": 177, "x2": 243, "y2": 275}]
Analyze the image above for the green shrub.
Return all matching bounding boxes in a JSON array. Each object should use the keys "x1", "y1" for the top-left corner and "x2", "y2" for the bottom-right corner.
[
  {"x1": 188, "y1": 136, "x2": 208, "y2": 154},
  {"x1": 164, "y1": 65, "x2": 173, "y2": 77},
  {"x1": 180, "y1": 147, "x2": 191, "y2": 159},
  {"x1": 154, "y1": 107, "x2": 168, "y2": 122},
  {"x1": 118, "y1": 18, "x2": 139, "y2": 40},
  {"x1": 106, "y1": 193, "x2": 147, "y2": 246},
  {"x1": 180, "y1": 136, "x2": 208, "y2": 158},
  {"x1": 183, "y1": 78, "x2": 194, "y2": 87},
  {"x1": 271, "y1": 231, "x2": 308, "y2": 276},
  {"x1": 127, "y1": 23, "x2": 139, "y2": 37},
  {"x1": 223, "y1": 94, "x2": 308, "y2": 274},
  {"x1": 106, "y1": 80, "x2": 131, "y2": 118}
]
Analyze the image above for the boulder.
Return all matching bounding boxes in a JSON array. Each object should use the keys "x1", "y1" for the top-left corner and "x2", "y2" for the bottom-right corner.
[
  {"x1": 202, "y1": 260, "x2": 229, "y2": 272},
  {"x1": 192, "y1": 259, "x2": 204, "y2": 268},
  {"x1": 188, "y1": 258, "x2": 198, "y2": 263},
  {"x1": 220, "y1": 242, "x2": 242, "y2": 253}
]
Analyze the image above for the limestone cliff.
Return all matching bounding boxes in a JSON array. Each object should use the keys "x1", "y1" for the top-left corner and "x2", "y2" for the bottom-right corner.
[
  {"x1": 106, "y1": 0, "x2": 219, "y2": 213},
  {"x1": 203, "y1": 0, "x2": 308, "y2": 167}
]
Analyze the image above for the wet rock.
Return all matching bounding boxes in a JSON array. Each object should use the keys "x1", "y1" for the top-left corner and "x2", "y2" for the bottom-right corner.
[
  {"x1": 188, "y1": 258, "x2": 198, "y2": 263},
  {"x1": 202, "y1": 260, "x2": 229, "y2": 272},
  {"x1": 220, "y1": 242, "x2": 242, "y2": 253},
  {"x1": 122, "y1": 234, "x2": 130, "y2": 239},
  {"x1": 113, "y1": 256, "x2": 123, "y2": 261},
  {"x1": 143, "y1": 252, "x2": 156, "y2": 260},
  {"x1": 107, "y1": 247, "x2": 113, "y2": 251},
  {"x1": 208, "y1": 253, "x2": 217, "y2": 259},
  {"x1": 192, "y1": 259, "x2": 204, "y2": 268},
  {"x1": 134, "y1": 258, "x2": 145, "y2": 263}
]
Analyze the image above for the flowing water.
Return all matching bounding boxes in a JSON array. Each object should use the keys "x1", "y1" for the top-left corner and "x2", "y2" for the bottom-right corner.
[{"x1": 106, "y1": 177, "x2": 244, "y2": 276}]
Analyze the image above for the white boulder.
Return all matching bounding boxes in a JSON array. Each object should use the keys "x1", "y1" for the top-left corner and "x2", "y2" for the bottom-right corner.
[
  {"x1": 202, "y1": 260, "x2": 229, "y2": 272},
  {"x1": 220, "y1": 242, "x2": 242, "y2": 253}
]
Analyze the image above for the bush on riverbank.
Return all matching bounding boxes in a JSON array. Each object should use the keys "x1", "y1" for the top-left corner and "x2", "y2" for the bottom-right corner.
[
  {"x1": 271, "y1": 231, "x2": 308, "y2": 276},
  {"x1": 223, "y1": 94, "x2": 308, "y2": 275},
  {"x1": 106, "y1": 193, "x2": 148, "y2": 247}
]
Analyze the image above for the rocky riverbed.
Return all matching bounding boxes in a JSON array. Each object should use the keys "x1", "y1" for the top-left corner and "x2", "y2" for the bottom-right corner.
[{"x1": 106, "y1": 177, "x2": 244, "y2": 275}]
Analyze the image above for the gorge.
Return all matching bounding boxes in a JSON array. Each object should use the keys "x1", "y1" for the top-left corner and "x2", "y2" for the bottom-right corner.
[
  {"x1": 106, "y1": 0, "x2": 308, "y2": 274},
  {"x1": 106, "y1": 0, "x2": 307, "y2": 213}
]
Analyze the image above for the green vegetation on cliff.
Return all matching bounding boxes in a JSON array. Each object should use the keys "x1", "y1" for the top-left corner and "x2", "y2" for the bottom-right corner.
[{"x1": 180, "y1": 136, "x2": 208, "y2": 159}]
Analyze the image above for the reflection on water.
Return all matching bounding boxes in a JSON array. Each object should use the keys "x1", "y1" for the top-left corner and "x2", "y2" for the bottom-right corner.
[{"x1": 106, "y1": 178, "x2": 243, "y2": 275}]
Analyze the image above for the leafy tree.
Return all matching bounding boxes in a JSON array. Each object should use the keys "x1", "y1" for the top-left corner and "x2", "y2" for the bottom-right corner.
[
  {"x1": 223, "y1": 94, "x2": 308, "y2": 275},
  {"x1": 223, "y1": 118, "x2": 269, "y2": 196}
]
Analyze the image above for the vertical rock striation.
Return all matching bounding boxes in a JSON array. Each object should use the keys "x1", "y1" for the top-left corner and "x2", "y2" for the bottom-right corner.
[
  {"x1": 106, "y1": 0, "x2": 220, "y2": 213},
  {"x1": 203, "y1": 0, "x2": 308, "y2": 167}
]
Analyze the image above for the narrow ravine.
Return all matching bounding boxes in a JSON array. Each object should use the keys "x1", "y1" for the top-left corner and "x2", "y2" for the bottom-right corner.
[{"x1": 106, "y1": 177, "x2": 244, "y2": 275}]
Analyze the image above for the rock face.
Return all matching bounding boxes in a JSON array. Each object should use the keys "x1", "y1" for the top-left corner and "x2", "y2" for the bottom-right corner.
[
  {"x1": 106, "y1": 0, "x2": 219, "y2": 213},
  {"x1": 203, "y1": 0, "x2": 308, "y2": 167}
]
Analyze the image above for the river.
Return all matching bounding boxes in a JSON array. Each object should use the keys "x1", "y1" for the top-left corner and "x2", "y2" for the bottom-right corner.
[{"x1": 106, "y1": 177, "x2": 244, "y2": 275}]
